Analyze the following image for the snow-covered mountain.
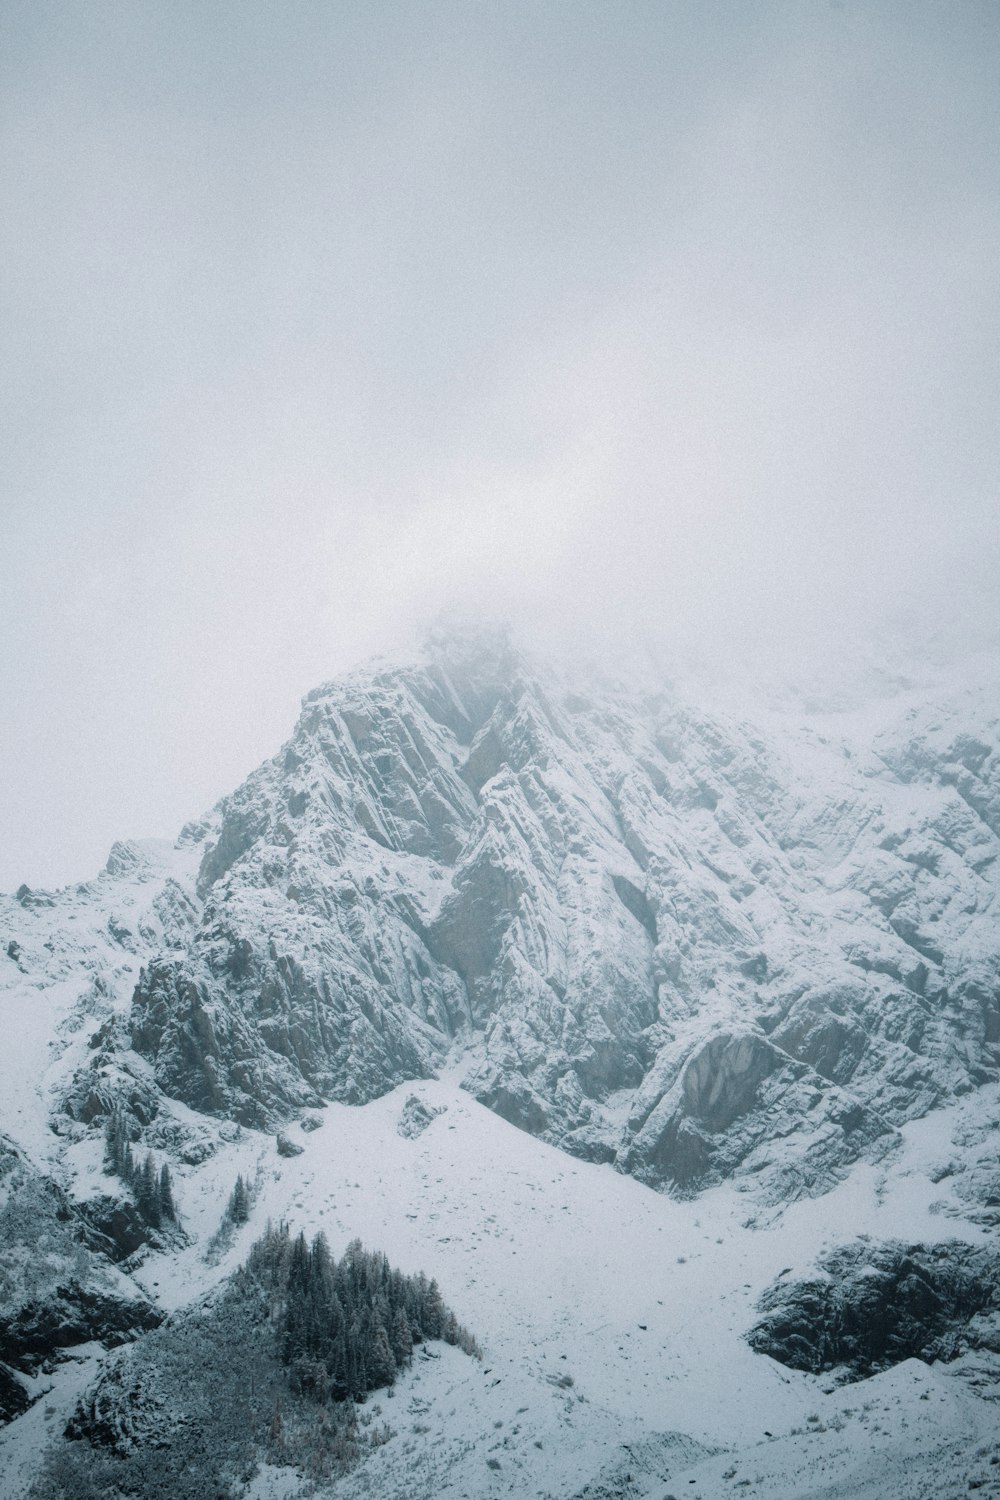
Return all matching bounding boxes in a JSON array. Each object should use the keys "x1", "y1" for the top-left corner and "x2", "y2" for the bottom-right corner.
[{"x1": 1, "y1": 629, "x2": 998, "y2": 1498}]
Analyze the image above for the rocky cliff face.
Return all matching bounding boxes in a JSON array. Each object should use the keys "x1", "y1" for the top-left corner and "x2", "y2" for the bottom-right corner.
[
  {"x1": 4, "y1": 632, "x2": 1000, "y2": 1211},
  {"x1": 748, "y1": 1238, "x2": 1000, "y2": 1378},
  {"x1": 95, "y1": 632, "x2": 1000, "y2": 1208},
  {"x1": 0, "y1": 1138, "x2": 161, "y2": 1422}
]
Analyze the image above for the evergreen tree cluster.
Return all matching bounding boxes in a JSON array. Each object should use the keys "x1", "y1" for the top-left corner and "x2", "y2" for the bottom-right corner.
[
  {"x1": 103, "y1": 1112, "x2": 176, "y2": 1229},
  {"x1": 245, "y1": 1224, "x2": 481, "y2": 1403},
  {"x1": 203, "y1": 1174, "x2": 254, "y2": 1265},
  {"x1": 29, "y1": 1225, "x2": 480, "y2": 1499}
]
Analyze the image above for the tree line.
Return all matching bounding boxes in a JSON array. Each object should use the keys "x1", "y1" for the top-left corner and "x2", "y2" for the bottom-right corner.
[
  {"x1": 243, "y1": 1223, "x2": 481, "y2": 1404},
  {"x1": 29, "y1": 1222, "x2": 481, "y2": 1498},
  {"x1": 103, "y1": 1111, "x2": 176, "y2": 1229}
]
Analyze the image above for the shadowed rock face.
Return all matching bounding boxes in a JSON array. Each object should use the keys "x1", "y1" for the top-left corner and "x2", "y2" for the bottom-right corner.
[
  {"x1": 748, "y1": 1239, "x2": 1000, "y2": 1378},
  {"x1": 0, "y1": 1363, "x2": 29, "y2": 1423},
  {"x1": 682, "y1": 1031, "x2": 783, "y2": 1131},
  {"x1": 77, "y1": 1196, "x2": 157, "y2": 1262},
  {"x1": 0, "y1": 1284, "x2": 162, "y2": 1375},
  {"x1": 0, "y1": 1142, "x2": 162, "y2": 1422},
  {"x1": 617, "y1": 1029, "x2": 895, "y2": 1198},
  {"x1": 9, "y1": 631, "x2": 998, "y2": 1206}
]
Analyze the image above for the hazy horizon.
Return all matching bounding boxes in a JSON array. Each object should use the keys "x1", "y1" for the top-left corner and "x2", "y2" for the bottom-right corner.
[{"x1": 3, "y1": 1, "x2": 998, "y2": 889}]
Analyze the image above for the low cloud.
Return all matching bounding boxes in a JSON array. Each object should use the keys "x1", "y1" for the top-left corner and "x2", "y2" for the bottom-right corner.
[{"x1": 1, "y1": 1, "x2": 997, "y2": 885}]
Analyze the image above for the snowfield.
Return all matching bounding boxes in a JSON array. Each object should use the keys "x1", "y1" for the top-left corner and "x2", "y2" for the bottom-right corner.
[{"x1": 4, "y1": 1071, "x2": 995, "y2": 1499}]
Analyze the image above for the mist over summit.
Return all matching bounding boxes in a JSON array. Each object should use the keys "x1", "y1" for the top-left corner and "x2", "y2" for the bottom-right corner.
[{"x1": 4, "y1": 0, "x2": 999, "y2": 890}]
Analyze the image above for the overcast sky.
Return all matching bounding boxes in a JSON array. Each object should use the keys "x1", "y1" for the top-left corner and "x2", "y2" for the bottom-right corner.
[{"x1": 2, "y1": 0, "x2": 998, "y2": 889}]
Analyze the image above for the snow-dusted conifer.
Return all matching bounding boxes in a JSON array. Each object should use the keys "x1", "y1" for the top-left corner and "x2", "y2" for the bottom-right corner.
[
  {"x1": 227, "y1": 1173, "x2": 250, "y2": 1224},
  {"x1": 137, "y1": 1152, "x2": 160, "y2": 1226},
  {"x1": 158, "y1": 1161, "x2": 175, "y2": 1222},
  {"x1": 391, "y1": 1305, "x2": 413, "y2": 1366},
  {"x1": 367, "y1": 1312, "x2": 396, "y2": 1389},
  {"x1": 103, "y1": 1112, "x2": 124, "y2": 1176}
]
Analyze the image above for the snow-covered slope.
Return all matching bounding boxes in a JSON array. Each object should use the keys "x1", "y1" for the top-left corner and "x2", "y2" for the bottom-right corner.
[
  {"x1": 3, "y1": 1075, "x2": 997, "y2": 1499},
  {"x1": 0, "y1": 629, "x2": 998, "y2": 1497}
]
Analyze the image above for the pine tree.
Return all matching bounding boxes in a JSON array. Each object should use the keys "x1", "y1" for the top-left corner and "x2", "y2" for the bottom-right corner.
[
  {"x1": 391, "y1": 1307, "x2": 413, "y2": 1366},
  {"x1": 330, "y1": 1330, "x2": 348, "y2": 1399},
  {"x1": 311, "y1": 1230, "x2": 333, "y2": 1280},
  {"x1": 422, "y1": 1279, "x2": 446, "y2": 1339},
  {"x1": 258, "y1": 1229, "x2": 480, "y2": 1411},
  {"x1": 344, "y1": 1336, "x2": 358, "y2": 1403},
  {"x1": 158, "y1": 1162, "x2": 175, "y2": 1223},
  {"x1": 367, "y1": 1313, "x2": 396, "y2": 1389},
  {"x1": 138, "y1": 1152, "x2": 161, "y2": 1227},
  {"x1": 103, "y1": 1112, "x2": 124, "y2": 1176},
  {"x1": 353, "y1": 1345, "x2": 368, "y2": 1402},
  {"x1": 228, "y1": 1174, "x2": 250, "y2": 1225},
  {"x1": 288, "y1": 1230, "x2": 309, "y2": 1287}
]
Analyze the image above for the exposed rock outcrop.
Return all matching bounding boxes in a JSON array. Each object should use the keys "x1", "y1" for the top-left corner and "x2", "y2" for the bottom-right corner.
[
  {"x1": 618, "y1": 1028, "x2": 896, "y2": 1199},
  {"x1": 748, "y1": 1238, "x2": 1000, "y2": 1378},
  {"x1": 0, "y1": 1282, "x2": 162, "y2": 1376},
  {"x1": 0, "y1": 1142, "x2": 161, "y2": 1421},
  {"x1": 397, "y1": 1093, "x2": 447, "y2": 1139},
  {"x1": 0, "y1": 1363, "x2": 30, "y2": 1424}
]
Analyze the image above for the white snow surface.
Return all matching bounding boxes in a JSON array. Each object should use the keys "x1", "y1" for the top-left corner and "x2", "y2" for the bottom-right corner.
[{"x1": 4, "y1": 1074, "x2": 994, "y2": 1500}]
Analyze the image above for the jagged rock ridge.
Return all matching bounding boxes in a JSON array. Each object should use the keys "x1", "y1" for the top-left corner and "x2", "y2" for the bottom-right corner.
[{"x1": 5, "y1": 631, "x2": 1000, "y2": 1207}]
